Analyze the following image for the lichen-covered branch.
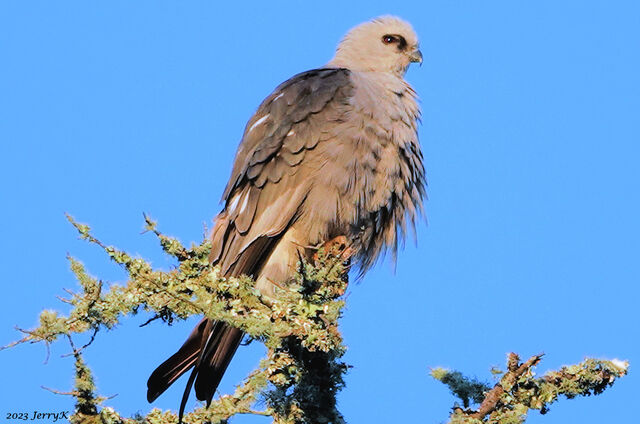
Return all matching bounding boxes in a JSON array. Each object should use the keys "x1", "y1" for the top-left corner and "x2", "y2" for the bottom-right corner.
[
  {"x1": 4, "y1": 215, "x2": 349, "y2": 424},
  {"x1": 432, "y1": 353, "x2": 629, "y2": 424},
  {"x1": 3, "y1": 215, "x2": 629, "y2": 424}
]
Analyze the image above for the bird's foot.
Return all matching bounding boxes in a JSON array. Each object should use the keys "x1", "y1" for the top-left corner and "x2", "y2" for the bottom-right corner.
[{"x1": 312, "y1": 235, "x2": 354, "y2": 263}]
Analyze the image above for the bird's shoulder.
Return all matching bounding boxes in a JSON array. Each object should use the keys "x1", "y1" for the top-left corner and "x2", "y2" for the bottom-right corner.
[{"x1": 222, "y1": 67, "x2": 355, "y2": 201}]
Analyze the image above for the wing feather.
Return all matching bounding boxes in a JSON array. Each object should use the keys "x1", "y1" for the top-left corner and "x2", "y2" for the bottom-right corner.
[{"x1": 212, "y1": 68, "x2": 353, "y2": 279}]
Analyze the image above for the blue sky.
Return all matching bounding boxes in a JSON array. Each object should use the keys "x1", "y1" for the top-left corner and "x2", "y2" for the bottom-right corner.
[{"x1": 1, "y1": 1, "x2": 638, "y2": 423}]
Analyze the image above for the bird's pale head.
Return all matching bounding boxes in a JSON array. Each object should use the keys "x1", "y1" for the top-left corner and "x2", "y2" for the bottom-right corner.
[{"x1": 329, "y1": 16, "x2": 422, "y2": 76}]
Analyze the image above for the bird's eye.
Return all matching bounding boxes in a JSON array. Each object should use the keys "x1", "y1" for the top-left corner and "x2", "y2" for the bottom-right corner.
[{"x1": 382, "y1": 35, "x2": 397, "y2": 45}]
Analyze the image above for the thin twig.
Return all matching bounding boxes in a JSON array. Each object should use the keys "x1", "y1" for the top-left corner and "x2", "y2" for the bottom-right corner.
[
  {"x1": 41, "y1": 386, "x2": 80, "y2": 396},
  {"x1": 43, "y1": 341, "x2": 51, "y2": 365},
  {"x1": 139, "y1": 314, "x2": 162, "y2": 327},
  {"x1": 61, "y1": 327, "x2": 99, "y2": 357},
  {"x1": 0, "y1": 334, "x2": 31, "y2": 351}
]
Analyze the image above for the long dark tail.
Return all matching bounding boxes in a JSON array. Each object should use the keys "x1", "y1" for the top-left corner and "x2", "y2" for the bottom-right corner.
[{"x1": 147, "y1": 318, "x2": 244, "y2": 421}]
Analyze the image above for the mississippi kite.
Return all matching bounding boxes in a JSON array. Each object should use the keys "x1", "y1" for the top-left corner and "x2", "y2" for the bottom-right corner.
[{"x1": 147, "y1": 16, "x2": 425, "y2": 417}]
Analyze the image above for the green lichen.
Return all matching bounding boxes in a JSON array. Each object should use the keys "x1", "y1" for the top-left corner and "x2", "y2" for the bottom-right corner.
[
  {"x1": 7, "y1": 216, "x2": 349, "y2": 424},
  {"x1": 4, "y1": 216, "x2": 629, "y2": 424},
  {"x1": 434, "y1": 353, "x2": 629, "y2": 424}
]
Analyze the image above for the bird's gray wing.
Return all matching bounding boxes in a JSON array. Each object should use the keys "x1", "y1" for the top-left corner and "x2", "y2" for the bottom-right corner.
[
  {"x1": 192, "y1": 67, "x2": 354, "y2": 408},
  {"x1": 209, "y1": 67, "x2": 354, "y2": 277}
]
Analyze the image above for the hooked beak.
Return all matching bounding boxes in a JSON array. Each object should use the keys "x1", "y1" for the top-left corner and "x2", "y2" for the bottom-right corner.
[{"x1": 409, "y1": 48, "x2": 423, "y2": 65}]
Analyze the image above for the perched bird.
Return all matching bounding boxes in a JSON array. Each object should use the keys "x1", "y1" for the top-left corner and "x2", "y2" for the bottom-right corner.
[{"x1": 147, "y1": 15, "x2": 425, "y2": 418}]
